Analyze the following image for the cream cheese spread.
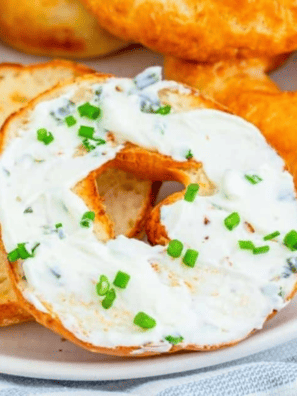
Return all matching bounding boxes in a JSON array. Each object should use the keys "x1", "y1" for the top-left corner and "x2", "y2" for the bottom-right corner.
[{"x1": 0, "y1": 67, "x2": 297, "y2": 353}]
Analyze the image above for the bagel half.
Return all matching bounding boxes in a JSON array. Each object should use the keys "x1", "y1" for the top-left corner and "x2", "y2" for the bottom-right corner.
[
  {"x1": 79, "y1": 0, "x2": 297, "y2": 62},
  {"x1": 0, "y1": 61, "x2": 157, "y2": 326},
  {"x1": 2, "y1": 68, "x2": 297, "y2": 356},
  {"x1": 0, "y1": 0, "x2": 127, "y2": 58}
]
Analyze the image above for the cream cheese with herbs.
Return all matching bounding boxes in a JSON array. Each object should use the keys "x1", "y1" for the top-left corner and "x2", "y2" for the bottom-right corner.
[{"x1": 0, "y1": 67, "x2": 297, "y2": 353}]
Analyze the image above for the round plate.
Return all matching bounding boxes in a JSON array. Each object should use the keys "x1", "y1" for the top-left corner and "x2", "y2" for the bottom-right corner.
[{"x1": 0, "y1": 296, "x2": 297, "y2": 381}]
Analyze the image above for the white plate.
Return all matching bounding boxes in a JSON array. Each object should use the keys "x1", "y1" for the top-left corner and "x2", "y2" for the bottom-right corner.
[{"x1": 0, "y1": 41, "x2": 297, "y2": 381}]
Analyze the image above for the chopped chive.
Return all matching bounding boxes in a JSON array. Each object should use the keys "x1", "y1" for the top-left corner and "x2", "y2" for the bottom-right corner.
[
  {"x1": 78, "y1": 125, "x2": 95, "y2": 140},
  {"x1": 113, "y1": 271, "x2": 130, "y2": 289},
  {"x1": 7, "y1": 248, "x2": 20, "y2": 262},
  {"x1": 184, "y1": 183, "x2": 199, "y2": 202},
  {"x1": 253, "y1": 245, "x2": 270, "y2": 255},
  {"x1": 8, "y1": 242, "x2": 40, "y2": 261},
  {"x1": 238, "y1": 240, "x2": 255, "y2": 250},
  {"x1": 55, "y1": 223, "x2": 63, "y2": 229},
  {"x1": 165, "y1": 335, "x2": 184, "y2": 345},
  {"x1": 96, "y1": 275, "x2": 110, "y2": 296},
  {"x1": 24, "y1": 207, "x2": 33, "y2": 214},
  {"x1": 186, "y1": 150, "x2": 193, "y2": 160},
  {"x1": 102, "y1": 288, "x2": 116, "y2": 309},
  {"x1": 31, "y1": 243, "x2": 40, "y2": 255},
  {"x1": 134, "y1": 312, "x2": 156, "y2": 329},
  {"x1": 37, "y1": 128, "x2": 54, "y2": 145},
  {"x1": 94, "y1": 138, "x2": 106, "y2": 145},
  {"x1": 65, "y1": 115, "x2": 77, "y2": 127},
  {"x1": 224, "y1": 212, "x2": 240, "y2": 231},
  {"x1": 78, "y1": 102, "x2": 101, "y2": 120},
  {"x1": 17, "y1": 243, "x2": 32, "y2": 259},
  {"x1": 183, "y1": 249, "x2": 199, "y2": 268},
  {"x1": 167, "y1": 239, "x2": 183, "y2": 258},
  {"x1": 284, "y1": 230, "x2": 297, "y2": 251},
  {"x1": 80, "y1": 211, "x2": 95, "y2": 228},
  {"x1": 155, "y1": 105, "x2": 171, "y2": 115},
  {"x1": 264, "y1": 231, "x2": 280, "y2": 241},
  {"x1": 82, "y1": 139, "x2": 96, "y2": 152},
  {"x1": 245, "y1": 174, "x2": 262, "y2": 185}
]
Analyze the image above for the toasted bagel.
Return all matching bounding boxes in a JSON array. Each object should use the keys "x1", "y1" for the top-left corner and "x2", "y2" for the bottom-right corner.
[{"x1": 2, "y1": 68, "x2": 297, "y2": 356}]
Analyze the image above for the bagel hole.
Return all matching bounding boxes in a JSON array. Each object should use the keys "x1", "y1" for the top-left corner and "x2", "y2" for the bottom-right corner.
[{"x1": 96, "y1": 166, "x2": 184, "y2": 241}]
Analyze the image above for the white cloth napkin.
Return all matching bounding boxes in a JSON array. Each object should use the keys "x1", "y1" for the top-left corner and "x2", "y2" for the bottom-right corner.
[{"x1": 1, "y1": 338, "x2": 297, "y2": 395}]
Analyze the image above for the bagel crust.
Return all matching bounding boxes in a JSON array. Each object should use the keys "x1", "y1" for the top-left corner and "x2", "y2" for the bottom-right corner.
[
  {"x1": 79, "y1": 0, "x2": 297, "y2": 62},
  {"x1": 1, "y1": 68, "x2": 297, "y2": 356}
]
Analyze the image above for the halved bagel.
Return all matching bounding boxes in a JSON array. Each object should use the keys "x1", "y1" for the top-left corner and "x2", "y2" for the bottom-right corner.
[
  {"x1": 2, "y1": 68, "x2": 297, "y2": 356},
  {"x1": 0, "y1": 61, "x2": 157, "y2": 327},
  {"x1": 79, "y1": 0, "x2": 297, "y2": 62},
  {"x1": 0, "y1": 0, "x2": 127, "y2": 58}
]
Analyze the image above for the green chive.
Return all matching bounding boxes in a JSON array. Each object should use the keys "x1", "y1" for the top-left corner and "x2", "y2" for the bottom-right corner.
[
  {"x1": 183, "y1": 249, "x2": 199, "y2": 268},
  {"x1": 78, "y1": 102, "x2": 101, "y2": 120},
  {"x1": 184, "y1": 184, "x2": 199, "y2": 202},
  {"x1": 134, "y1": 312, "x2": 156, "y2": 329},
  {"x1": 37, "y1": 128, "x2": 54, "y2": 145},
  {"x1": 224, "y1": 212, "x2": 240, "y2": 231},
  {"x1": 102, "y1": 288, "x2": 116, "y2": 309},
  {"x1": 65, "y1": 115, "x2": 77, "y2": 127},
  {"x1": 167, "y1": 239, "x2": 183, "y2": 258},
  {"x1": 55, "y1": 223, "x2": 63, "y2": 229},
  {"x1": 155, "y1": 105, "x2": 171, "y2": 115},
  {"x1": 82, "y1": 139, "x2": 96, "y2": 152},
  {"x1": 96, "y1": 275, "x2": 110, "y2": 296},
  {"x1": 186, "y1": 150, "x2": 193, "y2": 160},
  {"x1": 165, "y1": 335, "x2": 184, "y2": 345},
  {"x1": 80, "y1": 211, "x2": 95, "y2": 228},
  {"x1": 78, "y1": 125, "x2": 95, "y2": 140},
  {"x1": 113, "y1": 271, "x2": 130, "y2": 289},
  {"x1": 253, "y1": 245, "x2": 270, "y2": 255},
  {"x1": 238, "y1": 240, "x2": 255, "y2": 250},
  {"x1": 7, "y1": 248, "x2": 20, "y2": 262},
  {"x1": 245, "y1": 174, "x2": 262, "y2": 185},
  {"x1": 17, "y1": 243, "x2": 32, "y2": 259},
  {"x1": 284, "y1": 230, "x2": 297, "y2": 251},
  {"x1": 264, "y1": 231, "x2": 280, "y2": 241}
]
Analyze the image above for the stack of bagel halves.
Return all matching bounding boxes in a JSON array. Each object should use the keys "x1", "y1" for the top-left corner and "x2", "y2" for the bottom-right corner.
[{"x1": 1, "y1": 0, "x2": 297, "y2": 357}]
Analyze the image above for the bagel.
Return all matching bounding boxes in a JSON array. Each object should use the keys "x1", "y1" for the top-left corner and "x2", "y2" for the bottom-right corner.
[
  {"x1": 164, "y1": 56, "x2": 297, "y2": 179},
  {"x1": 0, "y1": 61, "x2": 157, "y2": 326},
  {"x1": 0, "y1": 0, "x2": 127, "y2": 58},
  {"x1": 79, "y1": 0, "x2": 297, "y2": 62},
  {"x1": 2, "y1": 67, "x2": 297, "y2": 356}
]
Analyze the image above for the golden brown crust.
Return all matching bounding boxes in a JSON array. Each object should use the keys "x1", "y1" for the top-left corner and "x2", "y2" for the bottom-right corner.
[
  {"x1": 0, "y1": 0, "x2": 127, "y2": 58},
  {"x1": 2, "y1": 72, "x2": 295, "y2": 356},
  {"x1": 79, "y1": 0, "x2": 297, "y2": 62}
]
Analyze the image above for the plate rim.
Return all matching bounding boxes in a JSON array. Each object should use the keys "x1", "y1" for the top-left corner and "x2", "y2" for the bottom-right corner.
[{"x1": 1, "y1": 318, "x2": 296, "y2": 381}]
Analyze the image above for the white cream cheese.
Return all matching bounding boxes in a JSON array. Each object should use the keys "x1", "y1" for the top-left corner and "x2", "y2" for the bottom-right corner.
[{"x1": 0, "y1": 67, "x2": 296, "y2": 353}]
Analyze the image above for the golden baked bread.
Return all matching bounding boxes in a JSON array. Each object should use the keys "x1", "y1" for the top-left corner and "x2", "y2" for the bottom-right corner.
[
  {"x1": 0, "y1": 0, "x2": 127, "y2": 58},
  {"x1": 79, "y1": 0, "x2": 297, "y2": 62},
  {"x1": 0, "y1": 61, "x2": 157, "y2": 326},
  {"x1": 2, "y1": 68, "x2": 297, "y2": 356},
  {"x1": 164, "y1": 55, "x2": 297, "y2": 179}
]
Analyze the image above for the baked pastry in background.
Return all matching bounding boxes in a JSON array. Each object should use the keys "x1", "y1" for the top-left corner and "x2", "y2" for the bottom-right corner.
[
  {"x1": 79, "y1": 0, "x2": 297, "y2": 62},
  {"x1": 0, "y1": 0, "x2": 127, "y2": 58}
]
